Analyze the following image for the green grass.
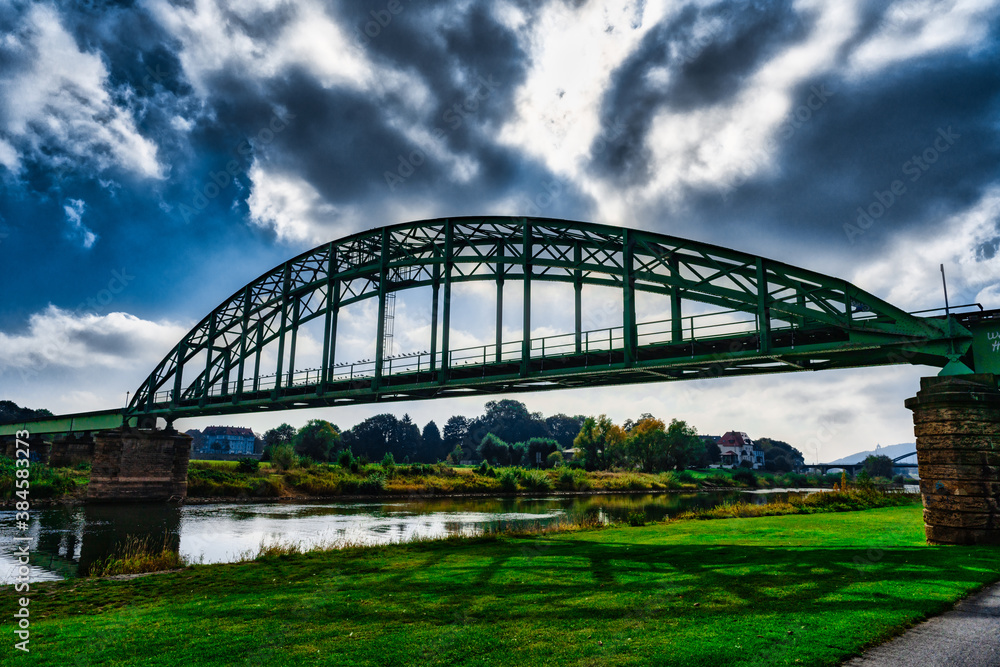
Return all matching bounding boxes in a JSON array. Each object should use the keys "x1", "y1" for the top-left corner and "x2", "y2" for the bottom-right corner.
[
  {"x1": 3, "y1": 503, "x2": 998, "y2": 666},
  {"x1": 0, "y1": 455, "x2": 87, "y2": 500},
  {"x1": 677, "y1": 488, "x2": 915, "y2": 520}
]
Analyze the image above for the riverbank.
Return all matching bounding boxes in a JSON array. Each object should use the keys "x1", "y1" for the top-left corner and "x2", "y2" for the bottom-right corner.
[
  {"x1": 5, "y1": 503, "x2": 996, "y2": 666},
  {"x1": 186, "y1": 460, "x2": 861, "y2": 500},
  {"x1": 0, "y1": 455, "x2": 895, "y2": 508}
]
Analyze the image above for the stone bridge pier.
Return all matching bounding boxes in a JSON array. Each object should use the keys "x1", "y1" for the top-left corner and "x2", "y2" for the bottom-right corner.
[
  {"x1": 906, "y1": 374, "x2": 1000, "y2": 545},
  {"x1": 88, "y1": 428, "x2": 192, "y2": 502}
]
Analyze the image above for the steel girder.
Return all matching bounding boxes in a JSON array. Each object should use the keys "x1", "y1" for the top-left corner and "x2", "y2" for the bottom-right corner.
[{"x1": 126, "y1": 216, "x2": 973, "y2": 421}]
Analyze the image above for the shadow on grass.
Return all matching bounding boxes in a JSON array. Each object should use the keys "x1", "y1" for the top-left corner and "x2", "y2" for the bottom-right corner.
[{"x1": 6, "y1": 531, "x2": 999, "y2": 666}]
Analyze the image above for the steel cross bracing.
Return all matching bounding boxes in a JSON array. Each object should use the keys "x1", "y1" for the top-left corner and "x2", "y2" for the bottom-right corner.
[{"x1": 125, "y1": 216, "x2": 977, "y2": 421}]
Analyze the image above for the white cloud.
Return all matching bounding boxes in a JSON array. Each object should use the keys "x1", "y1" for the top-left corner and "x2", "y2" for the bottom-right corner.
[
  {"x1": 849, "y1": 0, "x2": 997, "y2": 73},
  {"x1": 246, "y1": 160, "x2": 439, "y2": 244},
  {"x1": 246, "y1": 162, "x2": 340, "y2": 243},
  {"x1": 851, "y1": 185, "x2": 1000, "y2": 310},
  {"x1": 62, "y1": 199, "x2": 97, "y2": 249},
  {"x1": 0, "y1": 4, "x2": 164, "y2": 178},
  {"x1": 147, "y1": 0, "x2": 374, "y2": 95},
  {"x1": 499, "y1": 1, "x2": 1000, "y2": 226},
  {"x1": 0, "y1": 306, "x2": 188, "y2": 374},
  {"x1": 498, "y1": 0, "x2": 670, "y2": 220}
]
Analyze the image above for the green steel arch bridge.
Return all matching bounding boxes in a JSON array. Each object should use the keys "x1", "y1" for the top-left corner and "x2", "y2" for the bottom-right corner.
[{"x1": 3, "y1": 216, "x2": 1000, "y2": 437}]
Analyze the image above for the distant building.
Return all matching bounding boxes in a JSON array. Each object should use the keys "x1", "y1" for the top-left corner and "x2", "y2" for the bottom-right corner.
[
  {"x1": 201, "y1": 426, "x2": 257, "y2": 455},
  {"x1": 717, "y1": 431, "x2": 764, "y2": 470}
]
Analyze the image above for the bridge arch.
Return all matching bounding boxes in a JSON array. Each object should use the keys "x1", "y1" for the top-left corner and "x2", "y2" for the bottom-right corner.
[{"x1": 128, "y1": 216, "x2": 968, "y2": 421}]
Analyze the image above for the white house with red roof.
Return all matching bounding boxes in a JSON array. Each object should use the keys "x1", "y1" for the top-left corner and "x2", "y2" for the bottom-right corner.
[{"x1": 716, "y1": 431, "x2": 764, "y2": 469}]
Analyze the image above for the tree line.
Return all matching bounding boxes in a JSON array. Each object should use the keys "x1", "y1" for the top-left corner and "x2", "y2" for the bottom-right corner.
[{"x1": 260, "y1": 398, "x2": 806, "y2": 474}]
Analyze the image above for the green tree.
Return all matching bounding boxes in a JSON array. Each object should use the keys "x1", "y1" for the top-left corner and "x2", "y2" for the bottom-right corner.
[
  {"x1": 420, "y1": 421, "x2": 445, "y2": 462},
  {"x1": 480, "y1": 399, "x2": 548, "y2": 444},
  {"x1": 544, "y1": 414, "x2": 585, "y2": 449},
  {"x1": 863, "y1": 454, "x2": 894, "y2": 479},
  {"x1": 663, "y1": 419, "x2": 702, "y2": 470},
  {"x1": 270, "y1": 442, "x2": 297, "y2": 471},
  {"x1": 625, "y1": 417, "x2": 668, "y2": 472},
  {"x1": 393, "y1": 414, "x2": 422, "y2": 462},
  {"x1": 573, "y1": 415, "x2": 624, "y2": 470},
  {"x1": 758, "y1": 437, "x2": 805, "y2": 470},
  {"x1": 442, "y1": 416, "x2": 470, "y2": 453},
  {"x1": 261, "y1": 423, "x2": 296, "y2": 460},
  {"x1": 342, "y1": 414, "x2": 398, "y2": 461},
  {"x1": 477, "y1": 433, "x2": 509, "y2": 466},
  {"x1": 524, "y1": 437, "x2": 560, "y2": 468},
  {"x1": 293, "y1": 420, "x2": 341, "y2": 461}
]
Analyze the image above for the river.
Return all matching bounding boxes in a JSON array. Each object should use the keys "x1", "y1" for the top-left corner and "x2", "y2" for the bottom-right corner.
[{"x1": 1, "y1": 489, "x2": 816, "y2": 583}]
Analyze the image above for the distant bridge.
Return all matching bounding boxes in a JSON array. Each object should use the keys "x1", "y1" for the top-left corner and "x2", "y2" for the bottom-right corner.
[
  {"x1": 809, "y1": 452, "x2": 919, "y2": 475},
  {"x1": 3, "y1": 216, "x2": 1000, "y2": 438}
]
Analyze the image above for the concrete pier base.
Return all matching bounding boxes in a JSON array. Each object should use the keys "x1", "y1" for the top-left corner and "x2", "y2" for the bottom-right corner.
[
  {"x1": 905, "y1": 374, "x2": 1000, "y2": 545},
  {"x1": 49, "y1": 434, "x2": 95, "y2": 467},
  {"x1": 88, "y1": 428, "x2": 191, "y2": 502}
]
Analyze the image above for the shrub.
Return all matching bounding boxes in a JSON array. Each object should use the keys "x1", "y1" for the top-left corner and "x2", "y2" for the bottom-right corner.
[
  {"x1": 358, "y1": 472, "x2": 386, "y2": 494},
  {"x1": 252, "y1": 477, "x2": 283, "y2": 497},
  {"x1": 732, "y1": 468, "x2": 758, "y2": 488},
  {"x1": 556, "y1": 468, "x2": 591, "y2": 491},
  {"x1": 520, "y1": 469, "x2": 552, "y2": 492},
  {"x1": 609, "y1": 474, "x2": 647, "y2": 491},
  {"x1": 656, "y1": 471, "x2": 680, "y2": 490},
  {"x1": 270, "y1": 443, "x2": 297, "y2": 471},
  {"x1": 780, "y1": 472, "x2": 808, "y2": 488},
  {"x1": 627, "y1": 511, "x2": 647, "y2": 527},
  {"x1": 337, "y1": 449, "x2": 354, "y2": 469},
  {"x1": 676, "y1": 470, "x2": 695, "y2": 483},
  {"x1": 703, "y1": 473, "x2": 733, "y2": 487},
  {"x1": 0, "y1": 457, "x2": 78, "y2": 499},
  {"x1": 381, "y1": 452, "x2": 396, "y2": 470},
  {"x1": 546, "y1": 451, "x2": 564, "y2": 468},
  {"x1": 497, "y1": 468, "x2": 520, "y2": 492},
  {"x1": 235, "y1": 458, "x2": 260, "y2": 474}
]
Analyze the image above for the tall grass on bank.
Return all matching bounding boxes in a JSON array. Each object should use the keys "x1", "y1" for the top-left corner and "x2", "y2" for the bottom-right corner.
[
  {"x1": 242, "y1": 513, "x2": 611, "y2": 562},
  {"x1": 0, "y1": 455, "x2": 79, "y2": 499},
  {"x1": 86, "y1": 534, "x2": 187, "y2": 577},
  {"x1": 677, "y1": 488, "x2": 918, "y2": 520}
]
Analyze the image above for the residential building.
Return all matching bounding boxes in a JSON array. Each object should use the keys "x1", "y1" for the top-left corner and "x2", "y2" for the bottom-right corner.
[
  {"x1": 201, "y1": 426, "x2": 257, "y2": 455},
  {"x1": 716, "y1": 431, "x2": 764, "y2": 470}
]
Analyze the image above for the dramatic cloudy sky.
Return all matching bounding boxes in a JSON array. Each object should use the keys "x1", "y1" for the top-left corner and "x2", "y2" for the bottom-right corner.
[{"x1": 2, "y1": 0, "x2": 999, "y2": 460}]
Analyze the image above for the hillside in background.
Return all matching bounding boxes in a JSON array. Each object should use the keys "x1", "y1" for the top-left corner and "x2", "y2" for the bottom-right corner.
[
  {"x1": 828, "y1": 443, "x2": 916, "y2": 465},
  {"x1": 0, "y1": 400, "x2": 53, "y2": 425}
]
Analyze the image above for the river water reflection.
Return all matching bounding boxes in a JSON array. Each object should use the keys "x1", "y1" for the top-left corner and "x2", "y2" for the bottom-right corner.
[{"x1": 1, "y1": 489, "x2": 811, "y2": 583}]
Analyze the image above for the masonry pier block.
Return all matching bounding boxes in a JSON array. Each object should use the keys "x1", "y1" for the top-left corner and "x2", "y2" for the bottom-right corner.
[
  {"x1": 88, "y1": 429, "x2": 191, "y2": 502},
  {"x1": 49, "y1": 434, "x2": 95, "y2": 467},
  {"x1": 905, "y1": 374, "x2": 1000, "y2": 545}
]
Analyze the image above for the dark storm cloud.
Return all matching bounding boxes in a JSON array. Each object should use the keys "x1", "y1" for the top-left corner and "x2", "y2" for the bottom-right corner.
[
  {"x1": 680, "y1": 42, "x2": 1000, "y2": 252},
  {"x1": 187, "y1": 0, "x2": 593, "y2": 222},
  {"x1": 313, "y1": 0, "x2": 560, "y2": 202},
  {"x1": 591, "y1": 0, "x2": 811, "y2": 186},
  {"x1": 71, "y1": 328, "x2": 138, "y2": 358}
]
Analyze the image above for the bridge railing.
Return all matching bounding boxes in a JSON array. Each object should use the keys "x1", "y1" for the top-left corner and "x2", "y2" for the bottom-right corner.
[{"x1": 149, "y1": 307, "x2": 823, "y2": 406}]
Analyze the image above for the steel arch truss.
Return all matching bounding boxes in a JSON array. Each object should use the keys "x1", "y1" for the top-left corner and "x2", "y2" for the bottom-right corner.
[{"x1": 128, "y1": 216, "x2": 973, "y2": 420}]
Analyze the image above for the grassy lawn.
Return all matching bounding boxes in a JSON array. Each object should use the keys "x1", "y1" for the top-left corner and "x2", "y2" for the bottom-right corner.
[{"x1": 4, "y1": 503, "x2": 998, "y2": 666}]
